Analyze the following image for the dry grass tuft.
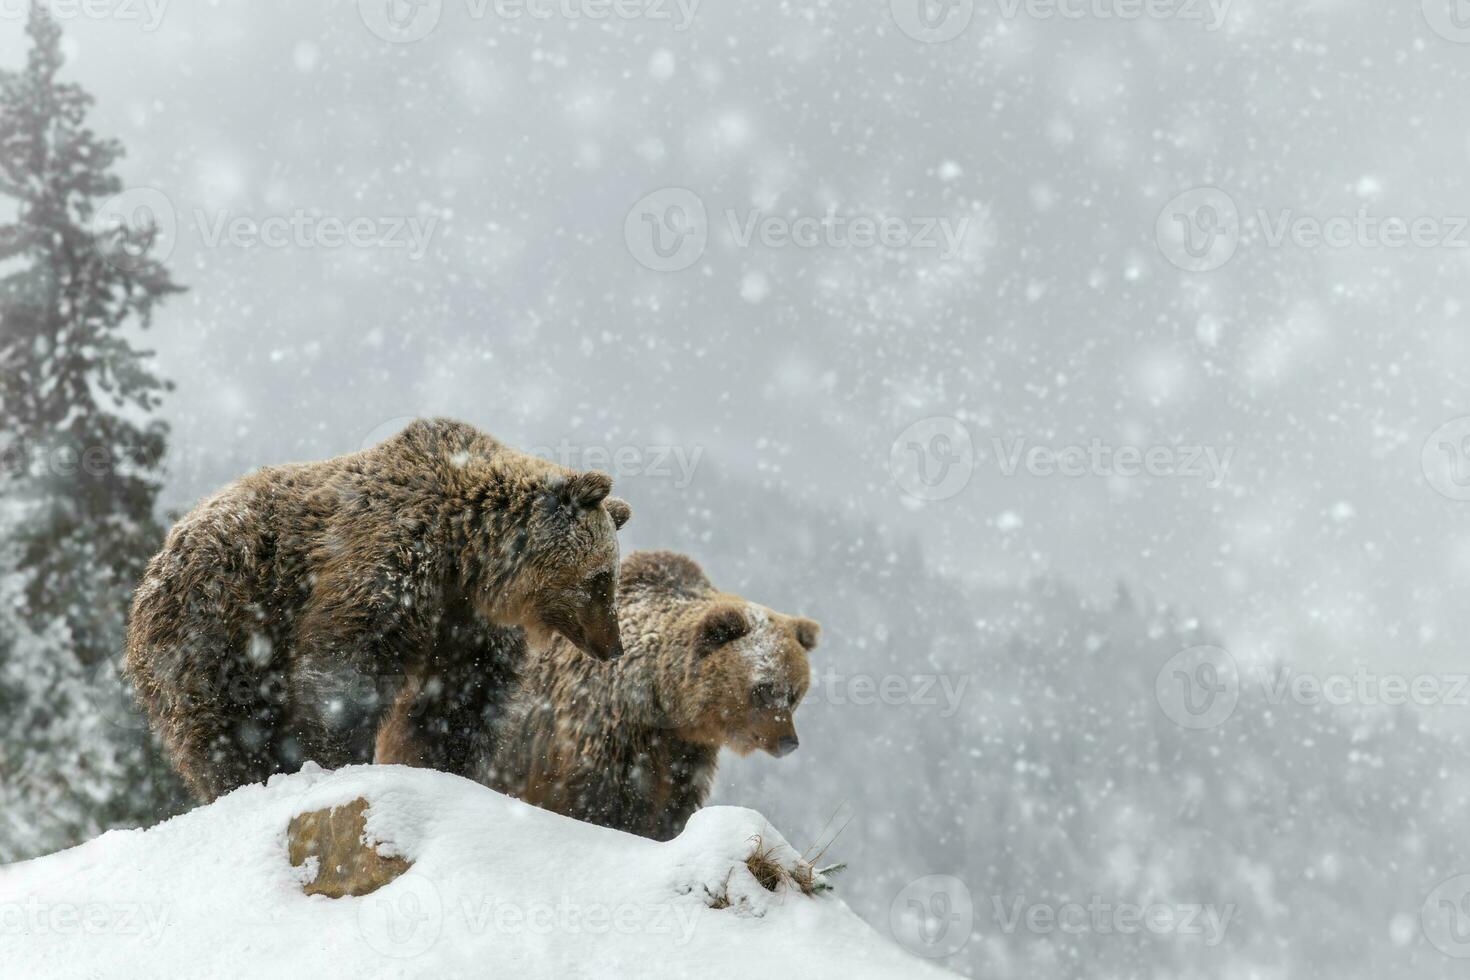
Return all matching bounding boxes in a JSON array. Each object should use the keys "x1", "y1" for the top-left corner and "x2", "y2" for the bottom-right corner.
[
  {"x1": 745, "y1": 839, "x2": 791, "y2": 893},
  {"x1": 707, "y1": 836, "x2": 846, "y2": 908}
]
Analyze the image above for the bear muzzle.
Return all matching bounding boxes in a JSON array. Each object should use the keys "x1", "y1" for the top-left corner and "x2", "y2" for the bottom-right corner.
[{"x1": 567, "y1": 606, "x2": 624, "y2": 662}]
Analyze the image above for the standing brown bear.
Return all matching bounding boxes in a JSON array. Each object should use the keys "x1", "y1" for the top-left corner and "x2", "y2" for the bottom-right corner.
[
  {"x1": 413, "y1": 550, "x2": 820, "y2": 841},
  {"x1": 124, "y1": 417, "x2": 632, "y2": 802}
]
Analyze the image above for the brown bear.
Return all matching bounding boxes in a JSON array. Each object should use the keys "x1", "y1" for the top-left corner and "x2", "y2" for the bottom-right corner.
[
  {"x1": 413, "y1": 549, "x2": 821, "y2": 841},
  {"x1": 123, "y1": 417, "x2": 632, "y2": 802}
]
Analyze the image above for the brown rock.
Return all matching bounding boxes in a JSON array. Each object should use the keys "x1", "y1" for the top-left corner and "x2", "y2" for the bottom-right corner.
[{"x1": 287, "y1": 798, "x2": 410, "y2": 898}]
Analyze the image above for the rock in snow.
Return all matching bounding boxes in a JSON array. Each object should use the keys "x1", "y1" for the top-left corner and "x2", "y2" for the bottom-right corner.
[{"x1": 0, "y1": 764, "x2": 953, "y2": 979}]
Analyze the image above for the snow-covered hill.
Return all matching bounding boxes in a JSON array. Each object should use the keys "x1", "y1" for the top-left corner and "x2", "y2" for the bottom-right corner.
[{"x1": 0, "y1": 764, "x2": 950, "y2": 979}]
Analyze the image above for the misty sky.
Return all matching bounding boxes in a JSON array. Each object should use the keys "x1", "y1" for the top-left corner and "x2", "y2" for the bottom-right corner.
[{"x1": 8, "y1": 0, "x2": 1470, "y2": 682}]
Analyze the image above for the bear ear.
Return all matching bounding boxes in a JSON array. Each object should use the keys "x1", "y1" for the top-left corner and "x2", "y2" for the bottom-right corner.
[
  {"x1": 792, "y1": 617, "x2": 821, "y2": 652},
  {"x1": 696, "y1": 605, "x2": 748, "y2": 656},
  {"x1": 605, "y1": 497, "x2": 632, "y2": 530},
  {"x1": 560, "y1": 471, "x2": 612, "y2": 510}
]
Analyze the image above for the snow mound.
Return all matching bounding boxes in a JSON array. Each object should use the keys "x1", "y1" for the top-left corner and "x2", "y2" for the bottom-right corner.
[{"x1": 0, "y1": 764, "x2": 952, "y2": 979}]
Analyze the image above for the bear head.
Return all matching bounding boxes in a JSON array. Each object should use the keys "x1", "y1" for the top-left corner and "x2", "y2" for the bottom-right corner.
[
  {"x1": 619, "y1": 551, "x2": 821, "y2": 758},
  {"x1": 469, "y1": 453, "x2": 632, "y2": 661}
]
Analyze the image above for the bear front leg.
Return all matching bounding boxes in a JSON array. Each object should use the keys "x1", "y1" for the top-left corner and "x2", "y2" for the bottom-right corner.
[
  {"x1": 371, "y1": 664, "x2": 486, "y2": 777},
  {"x1": 374, "y1": 676, "x2": 430, "y2": 768},
  {"x1": 289, "y1": 635, "x2": 404, "y2": 771}
]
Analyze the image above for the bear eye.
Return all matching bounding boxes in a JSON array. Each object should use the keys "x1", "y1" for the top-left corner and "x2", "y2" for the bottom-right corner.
[
  {"x1": 751, "y1": 682, "x2": 784, "y2": 709},
  {"x1": 585, "y1": 569, "x2": 614, "y2": 604}
]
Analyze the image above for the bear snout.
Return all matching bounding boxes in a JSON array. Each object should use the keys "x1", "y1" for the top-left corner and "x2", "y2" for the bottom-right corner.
[
  {"x1": 774, "y1": 734, "x2": 800, "y2": 758},
  {"x1": 575, "y1": 606, "x2": 624, "y2": 661}
]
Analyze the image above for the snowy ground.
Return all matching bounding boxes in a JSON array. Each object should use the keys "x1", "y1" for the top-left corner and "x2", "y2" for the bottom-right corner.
[{"x1": 0, "y1": 764, "x2": 951, "y2": 979}]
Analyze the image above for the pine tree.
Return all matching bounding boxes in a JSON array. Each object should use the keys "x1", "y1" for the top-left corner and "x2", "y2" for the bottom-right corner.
[
  {"x1": 0, "y1": 3, "x2": 187, "y2": 856},
  {"x1": 0, "y1": 4, "x2": 181, "y2": 663}
]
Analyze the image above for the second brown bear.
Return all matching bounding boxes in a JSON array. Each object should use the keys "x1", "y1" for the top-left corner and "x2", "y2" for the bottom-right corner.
[{"x1": 378, "y1": 550, "x2": 820, "y2": 841}]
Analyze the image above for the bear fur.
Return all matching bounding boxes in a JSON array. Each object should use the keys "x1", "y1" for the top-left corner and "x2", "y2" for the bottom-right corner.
[
  {"x1": 123, "y1": 417, "x2": 632, "y2": 802},
  {"x1": 445, "y1": 550, "x2": 820, "y2": 841}
]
